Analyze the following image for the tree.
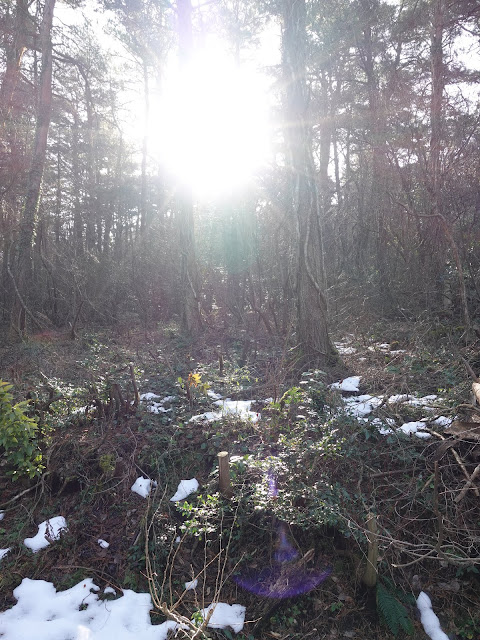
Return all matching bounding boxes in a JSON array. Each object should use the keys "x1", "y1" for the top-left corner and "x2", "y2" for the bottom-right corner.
[
  {"x1": 10, "y1": 0, "x2": 56, "y2": 336},
  {"x1": 281, "y1": 0, "x2": 337, "y2": 365},
  {"x1": 176, "y1": 0, "x2": 203, "y2": 334}
]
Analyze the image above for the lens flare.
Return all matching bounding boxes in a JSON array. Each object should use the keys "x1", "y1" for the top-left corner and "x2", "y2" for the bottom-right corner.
[
  {"x1": 234, "y1": 565, "x2": 332, "y2": 599},
  {"x1": 233, "y1": 470, "x2": 332, "y2": 598},
  {"x1": 274, "y1": 523, "x2": 298, "y2": 563}
]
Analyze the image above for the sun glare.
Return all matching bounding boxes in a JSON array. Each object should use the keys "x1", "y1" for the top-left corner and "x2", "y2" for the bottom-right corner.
[{"x1": 152, "y1": 47, "x2": 272, "y2": 197}]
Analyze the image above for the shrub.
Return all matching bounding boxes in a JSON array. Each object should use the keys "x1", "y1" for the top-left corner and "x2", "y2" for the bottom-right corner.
[{"x1": 0, "y1": 380, "x2": 44, "y2": 480}]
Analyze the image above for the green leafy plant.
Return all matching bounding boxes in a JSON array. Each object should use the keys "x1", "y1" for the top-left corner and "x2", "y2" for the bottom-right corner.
[
  {"x1": 178, "y1": 493, "x2": 222, "y2": 537},
  {"x1": 0, "y1": 380, "x2": 44, "y2": 479},
  {"x1": 98, "y1": 453, "x2": 116, "y2": 476},
  {"x1": 376, "y1": 579, "x2": 414, "y2": 636},
  {"x1": 456, "y1": 614, "x2": 480, "y2": 639}
]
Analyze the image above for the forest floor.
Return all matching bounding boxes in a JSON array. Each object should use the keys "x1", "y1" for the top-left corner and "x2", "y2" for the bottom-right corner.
[{"x1": 1, "y1": 318, "x2": 480, "y2": 639}]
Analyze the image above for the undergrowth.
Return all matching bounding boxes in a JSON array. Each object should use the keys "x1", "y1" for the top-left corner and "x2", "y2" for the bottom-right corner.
[{"x1": 1, "y1": 322, "x2": 480, "y2": 638}]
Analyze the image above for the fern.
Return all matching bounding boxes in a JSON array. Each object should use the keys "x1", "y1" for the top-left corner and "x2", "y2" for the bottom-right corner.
[{"x1": 376, "y1": 580, "x2": 414, "y2": 636}]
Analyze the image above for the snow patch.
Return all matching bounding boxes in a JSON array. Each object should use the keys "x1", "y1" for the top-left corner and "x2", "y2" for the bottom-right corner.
[
  {"x1": 185, "y1": 579, "x2": 198, "y2": 591},
  {"x1": 170, "y1": 478, "x2": 199, "y2": 502},
  {"x1": 191, "y1": 398, "x2": 259, "y2": 422},
  {"x1": 388, "y1": 394, "x2": 439, "y2": 409},
  {"x1": 417, "y1": 591, "x2": 449, "y2": 640},
  {"x1": 98, "y1": 539, "x2": 110, "y2": 549},
  {"x1": 0, "y1": 577, "x2": 179, "y2": 640},
  {"x1": 343, "y1": 394, "x2": 383, "y2": 417},
  {"x1": 331, "y1": 376, "x2": 361, "y2": 392},
  {"x1": 24, "y1": 516, "x2": 67, "y2": 553},
  {"x1": 200, "y1": 602, "x2": 246, "y2": 633},
  {"x1": 334, "y1": 342, "x2": 356, "y2": 355},
  {"x1": 140, "y1": 392, "x2": 176, "y2": 415},
  {"x1": 0, "y1": 548, "x2": 10, "y2": 561},
  {"x1": 131, "y1": 477, "x2": 157, "y2": 498},
  {"x1": 399, "y1": 422, "x2": 432, "y2": 439},
  {"x1": 432, "y1": 416, "x2": 452, "y2": 428},
  {"x1": 140, "y1": 392, "x2": 160, "y2": 401}
]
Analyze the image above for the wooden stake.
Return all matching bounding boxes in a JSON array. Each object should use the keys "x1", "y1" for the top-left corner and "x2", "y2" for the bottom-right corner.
[
  {"x1": 129, "y1": 362, "x2": 140, "y2": 408},
  {"x1": 218, "y1": 451, "x2": 232, "y2": 498},
  {"x1": 362, "y1": 512, "x2": 378, "y2": 588}
]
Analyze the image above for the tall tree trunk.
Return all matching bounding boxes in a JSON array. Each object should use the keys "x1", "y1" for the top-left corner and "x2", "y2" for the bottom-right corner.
[
  {"x1": 357, "y1": 0, "x2": 393, "y2": 314},
  {"x1": 282, "y1": 0, "x2": 336, "y2": 365},
  {"x1": 72, "y1": 110, "x2": 84, "y2": 257},
  {"x1": 78, "y1": 68, "x2": 97, "y2": 252},
  {"x1": 176, "y1": 0, "x2": 203, "y2": 334},
  {"x1": 140, "y1": 58, "x2": 150, "y2": 233},
  {"x1": 10, "y1": 0, "x2": 56, "y2": 336},
  {"x1": 0, "y1": 0, "x2": 28, "y2": 129},
  {"x1": 429, "y1": 0, "x2": 470, "y2": 329}
]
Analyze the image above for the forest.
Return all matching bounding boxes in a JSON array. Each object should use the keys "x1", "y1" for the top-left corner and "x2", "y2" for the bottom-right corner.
[{"x1": 1, "y1": 0, "x2": 480, "y2": 638}]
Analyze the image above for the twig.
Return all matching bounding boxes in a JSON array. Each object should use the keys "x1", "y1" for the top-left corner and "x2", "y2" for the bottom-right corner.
[
  {"x1": 371, "y1": 468, "x2": 415, "y2": 478},
  {"x1": 0, "y1": 473, "x2": 50, "y2": 508},
  {"x1": 428, "y1": 428, "x2": 480, "y2": 497},
  {"x1": 455, "y1": 462, "x2": 480, "y2": 503},
  {"x1": 450, "y1": 449, "x2": 480, "y2": 497}
]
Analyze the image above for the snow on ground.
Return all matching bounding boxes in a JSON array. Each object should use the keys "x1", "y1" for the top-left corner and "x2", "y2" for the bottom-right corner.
[
  {"x1": 191, "y1": 397, "x2": 260, "y2": 423},
  {"x1": 432, "y1": 416, "x2": 452, "y2": 427},
  {"x1": 417, "y1": 591, "x2": 449, "y2": 640},
  {"x1": 140, "y1": 393, "x2": 176, "y2": 415},
  {"x1": 334, "y1": 342, "x2": 356, "y2": 355},
  {"x1": 331, "y1": 359, "x2": 450, "y2": 438},
  {"x1": 343, "y1": 394, "x2": 383, "y2": 417},
  {"x1": 131, "y1": 477, "x2": 157, "y2": 498},
  {"x1": 24, "y1": 517, "x2": 68, "y2": 553},
  {"x1": 200, "y1": 602, "x2": 246, "y2": 633},
  {"x1": 185, "y1": 579, "x2": 198, "y2": 591},
  {"x1": 330, "y1": 376, "x2": 361, "y2": 392},
  {"x1": 170, "y1": 478, "x2": 199, "y2": 502},
  {"x1": 0, "y1": 577, "x2": 179, "y2": 640},
  {"x1": 388, "y1": 394, "x2": 440, "y2": 408},
  {"x1": 398, "y1": 421, "x2": 432, "y2": 439},
  {"x1": 0, "y1": 577, "x2": 247, "y2": 639},
  {"x1": 0, "y1": 344, "x2": 451, "y2": 639}
]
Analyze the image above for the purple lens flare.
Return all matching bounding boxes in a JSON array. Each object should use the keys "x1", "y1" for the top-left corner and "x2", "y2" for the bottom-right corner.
[
  {"x1": 267, "y1": 468, "x2": 278, "y2": 498},
  {"x1": 274, "y1": 523, "x2": 298, "y2": 563},
  {"x1": 233, "y1": 469, "x2": 332, "y2": 598},
  {"x1": 234, "y1": 565, "x2": 332, "y2": 598}
]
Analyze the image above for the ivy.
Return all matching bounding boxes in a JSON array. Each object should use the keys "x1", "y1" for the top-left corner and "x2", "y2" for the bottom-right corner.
[{"x1": 0, "y1": 381, "x2": 44, "y2": 480}]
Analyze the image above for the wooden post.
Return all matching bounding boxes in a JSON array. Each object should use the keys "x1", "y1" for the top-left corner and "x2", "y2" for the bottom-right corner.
[
  {"x1": 362, "y1": 512, "x2": 378, "y2": 587},
  {"x1": 218, "y1": 451, "x2": 232, "y2": 498},
  {"x1": 129, "y1": 362, "x2": 140, "y2": 408}
]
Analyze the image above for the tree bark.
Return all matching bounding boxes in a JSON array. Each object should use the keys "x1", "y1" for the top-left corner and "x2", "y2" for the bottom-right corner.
[
  {"x1": 0, "y1": 0, "x2": 28, "y2": 129},
  {"x1": 282, "y1": 0, "x2": 336, "y2": 365},
  {"x1": 176, "y1": 0, "x2": 203, "y2": 334},
  {"x1": 10, "y1": 0, "x2": 56, "y2": 336},
  {"x1": 429, "y1": 0, "x2": 470, "y2": 330},
  {"x1": 140, "y1": 58, "x2": 150, "y2": 233},
  {"x1": 357, "y1": 0, "x2": 394, "y2": 314}
]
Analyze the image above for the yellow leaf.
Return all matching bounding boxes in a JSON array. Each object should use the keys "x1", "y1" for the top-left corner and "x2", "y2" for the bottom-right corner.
[{"x1": 188, "y1": 373, "x2": 201, "y2": 387}]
